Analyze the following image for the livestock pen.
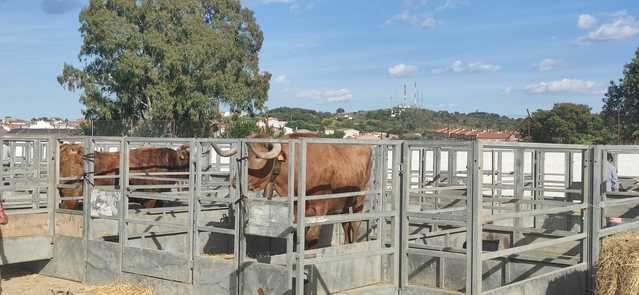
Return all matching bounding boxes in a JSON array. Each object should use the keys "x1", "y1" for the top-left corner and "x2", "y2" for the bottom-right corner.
[{"x1": 1, "y1": 135, "x2": 638, "y2": 294}]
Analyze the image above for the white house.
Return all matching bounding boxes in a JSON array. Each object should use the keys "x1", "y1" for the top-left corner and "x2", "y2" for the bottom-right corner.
[
  {"x1": 342, "y1": 129, "x2": 360, "y2": 139},
  {"x1": 324, "y1": 129, "x2": 335, "y2": 135},
  {"x1": 257, "y1": 117, "x2": 288, "y2": 130},
  {"x1": 28, "y1": 120, "x2": 55, "y2": 129}
]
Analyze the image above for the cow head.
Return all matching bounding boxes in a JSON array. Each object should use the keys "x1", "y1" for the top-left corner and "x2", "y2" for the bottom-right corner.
[
  {"x1": 245, "y1": 142, "x2": 284, "y2": 194},
  {"x1": 59, "y1": 144, "x2": 85, "y2": 178},
  {"x1": 176, "y1": 145, "x2": 190, "y2": 168}
]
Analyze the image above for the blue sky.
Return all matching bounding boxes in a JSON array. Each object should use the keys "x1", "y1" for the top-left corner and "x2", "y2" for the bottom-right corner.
[{"x1": 1, "y1": 0, "x2": 638, "y2": 119}]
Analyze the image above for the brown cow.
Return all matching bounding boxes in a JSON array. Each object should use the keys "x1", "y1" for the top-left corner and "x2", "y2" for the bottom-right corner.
[
  {"x1": 59, "y1": 144, "x2": 190, "y2": 209},
  {"x1": 240, "y1": 135, "x2": 373, "y2": 248}
]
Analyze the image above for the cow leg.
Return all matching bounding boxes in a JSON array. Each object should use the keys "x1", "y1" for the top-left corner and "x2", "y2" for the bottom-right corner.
[
  {"x1": 342, "y1": 222, "x2": 352, "y2": 244},
  {"x1": 345, "y1": 199, "x2": 365, "y2": 244}
]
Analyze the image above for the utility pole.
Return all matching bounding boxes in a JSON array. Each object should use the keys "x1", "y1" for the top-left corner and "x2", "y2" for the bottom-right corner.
[{"x1": 526, "y1": 109, "x2": 532, "y2": 142}]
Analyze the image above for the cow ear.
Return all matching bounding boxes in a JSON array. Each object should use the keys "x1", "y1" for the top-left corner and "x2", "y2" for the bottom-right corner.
[{"x1": 277, "y1": 153, "x2": 286, "y2": 162}]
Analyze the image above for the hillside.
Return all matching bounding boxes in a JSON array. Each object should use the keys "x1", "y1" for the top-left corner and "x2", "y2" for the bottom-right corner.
[{"x1": 266, "y1": 107, "x2": 523, "y2": 136}]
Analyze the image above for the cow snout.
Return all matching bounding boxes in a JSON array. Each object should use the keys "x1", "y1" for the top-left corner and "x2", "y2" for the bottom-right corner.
[{"x1": 305, "y1": 225, "x2": 321, "y2": 242}]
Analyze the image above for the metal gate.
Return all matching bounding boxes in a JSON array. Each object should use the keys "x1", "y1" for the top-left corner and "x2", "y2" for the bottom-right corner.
[{"x1": 0, "y1": 136, "x2": 55, "y2": 265}]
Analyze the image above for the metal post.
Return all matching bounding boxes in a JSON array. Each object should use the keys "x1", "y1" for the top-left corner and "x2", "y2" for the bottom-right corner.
[
  {"x1": 375, "y1": 144, "x2": 385, "y2": 280},
  {"x1": 513, "y1": 148, "x2": 525, "y2": 243},
  {"x1": 400, "y1": 143, "x2": 409, "y2": 289},
  {"x1": 393, "y1": 143, "x2": 402, "y2": 290},
  {"x1": 193, "y1": 141, "x2": 202, "y2": 282},
  {"x1": 238, "y1": 140, "x2": 249, "y2": 295},
  {"x1": 119, "y1": 138, "x2": 128, "y2": 274},
  {"x1": 187, "y1": 140, "x2": 196, "y2": 282},
  {"x1": 296, "y1": 140, "x2": 307, "y2": 295},
  {"x1": 83, "y1": 138, "x2": 94, "y2": 281},
  {"x1": 47, "y1": 137, "x2": 56, "y2": 241},
  {"x1": 286, "y1": 141, "x2": 296, "y2": 293},
  {"x1": 588, "y1": 146, "x2": 602, "y2": 293},
  {"x1": 233, "y1": 141, "x2": 242, "y2": 295},
  {"x1": 0, "y1": 139, "x2": 4, "y2": 205},
  {"x1": 32, "y1": 140, "x2": 41, "y2": 209},
  {"x1": 466, "y1": 140, "x2": 483, "y2": 294}
]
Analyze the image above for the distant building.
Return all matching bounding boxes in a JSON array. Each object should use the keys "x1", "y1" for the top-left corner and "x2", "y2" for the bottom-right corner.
[
  {"x1": 28, "y1": 120, "x2": 55, "y2": 129},
  {"x1": 283, "y1": 127, "x2": 294, "y2": 135},
  {"x1": 294, "y1": 129, "x2": 319, "y2": 135},
  {"x1": 435, "y1": 128, "x2": 519, "y2": 142},
  {"x1": 256, "y1": 117, "x2": 288, "y2": 130},
  {"x1": 355, "y1": 132, "x2": 399, "y2": 140},
  {"x1": 7, "y1": 128, "x2": 82, "y2": 136},
  {"x1": 342, "y1": 129, "x2": 360, "y2": 139}
]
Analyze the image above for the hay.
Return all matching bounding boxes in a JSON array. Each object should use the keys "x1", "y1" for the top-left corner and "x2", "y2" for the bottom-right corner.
[
  {"x1": 50, "y1": 282, "x2": 153, "y2": 295},
  {"x1": 202, "y1": 252, "x2": 234, "y2": 260},
  {"x1": 597, "y1": 233, "x2": 639, "y2": 295}
]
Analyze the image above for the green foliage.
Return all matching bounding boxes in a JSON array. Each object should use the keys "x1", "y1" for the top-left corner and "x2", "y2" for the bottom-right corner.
[
  {"x1": 58, "y1": 0, "x2": 270, "y2": 137},
  {"x1": 336, "y1": 108, "x2": 345, "y2": 114},
  {"x1": 602, "y1": 48, "x2": 639, "y2": 143},
  {"x1": 265, "y1": 106, "x2": 522, "y2": 136},
  {"x1": 521, "y1": 103, "x2": 609, "y2": 144},
  {"x1": 224, "y1": 117, "x2": 259, "y2": 138}
]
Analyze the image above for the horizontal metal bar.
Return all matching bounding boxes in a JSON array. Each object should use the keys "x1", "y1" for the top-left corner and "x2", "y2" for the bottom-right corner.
[
  {"x1": 409, "y1": 227, "x2": 467, "y2": 240},
  {"x1": 483, "y1": 224, "x2": 577, "y2": 237},
  {"x1": 600, "y1": 220, "x2": 639, "y2": 237},
  {"x1": 127, "y1": 230, "x2": 188, "y2": 240},
  {"x1": 304, "y1": 211, "x2": 396, "y2": 226},
  {"x1": 5, "y1": 208, "x2": 48, "y2": 215},
  {"x1": 601, "y1": 196, "x2": 639, "y2": 208},
  {"x1": 481, "y1": 233, "x2": 586, "y2": 261},
  {"x1": 407, "y1": 211, "x2": 467, "y2": 222},
  {"x1": 302, "y1": 248, "x2": 395, "y2": 265},
  {"x1": 128, "y1": 184, "x2": 189, "y2": 190},
  {"x1": 483, "y1": 204, "x2": 587, "y2": 222},
  {"x1": 197, "y1": 226, "x2": 236, "y2": 236},
  {"x1": 605, "y1": 191, "x2": 639, "y2": 198},
  {"x1": 302, "y1": 191, "x2": 376, "y2": 201},
  {"x1": 89, "y1": 214, "x2": 120, "y2": 221},
  {"x1": 126, "y1": 193, "x2": 189, "y2": 202},
  {"x1": 408, "y1": 217, "x2": 467, "y2": 227},
  {"x1": 409, "y1": 186, "x2": 467, "y2": 193},
  {"x1": 124, "y1": 218, "x2": 188, "y2": 229},
  {"x1": 406, "y1": 247, "x2": 467, "y2": 260},
  {"x1": 55, "y1": 209, "x2": 84, "y2": 215},
  {"x1": 481, "y1": 141, "x2": 589, "y2": 150}
]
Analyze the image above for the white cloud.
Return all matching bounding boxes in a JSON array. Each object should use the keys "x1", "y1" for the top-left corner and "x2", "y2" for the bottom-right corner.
[
  {"x1": 273, "y1": 74, "x2": 288, "y2": 84},
  {"x1": 385, "y1": 11, "x2": 437, "y2": 29},
  {"x1": 578, "y1": 14, "x2": 598, "y2": 29},
  {"x1": 503, "y1": 87, "x2": 512, "y2": 95},
  {"x1": 445, "y1": 60, "x2": 501, "y2": 73},
  {"x1": 296, "y1": 89, "x2": 353, "y2": 102},
  {"x1": 537, "y1": 58, "x2": 561, "y2": 72},
  {"x1": 579, "y1": 12, "x2": 639, "y2": 42},
  {"x1": 525, "y1": 79, "x2": 596, "y2": 94},
  {"x1": 388, "y1": 64, "x2": 419, "y2": 77}
]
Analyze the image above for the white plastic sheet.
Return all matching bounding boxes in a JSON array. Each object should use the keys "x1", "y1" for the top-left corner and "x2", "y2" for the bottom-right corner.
[{"x1": 90, "y1": 190, "x2": 120, "y2": 217}]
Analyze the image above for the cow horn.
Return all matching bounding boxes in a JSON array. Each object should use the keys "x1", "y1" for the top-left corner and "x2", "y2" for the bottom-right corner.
[
  {"x1": 209, "y1": 144, "x2": 238, "y2": 157},
  {"x1": 248, "y1": 143, "x2": 282, "y2": 160}
]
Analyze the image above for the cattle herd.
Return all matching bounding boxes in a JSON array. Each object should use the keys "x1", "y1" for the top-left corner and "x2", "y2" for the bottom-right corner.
[{"x1": 56, "y1": 136, "x2": 373, "y2": 248}]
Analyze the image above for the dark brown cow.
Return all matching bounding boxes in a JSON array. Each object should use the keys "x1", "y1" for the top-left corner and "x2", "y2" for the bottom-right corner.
[
  {"x1": 241, "y1": 135, "x2": 373, "y2": 247},
  {"x1": 59, "y1": 144, "x2": 190, "y2": 209}
]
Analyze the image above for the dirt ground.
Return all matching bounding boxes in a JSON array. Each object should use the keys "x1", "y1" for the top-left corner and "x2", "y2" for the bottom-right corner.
[{"x1": 1, "y1": 265, "x2": 93, "y2": 295}]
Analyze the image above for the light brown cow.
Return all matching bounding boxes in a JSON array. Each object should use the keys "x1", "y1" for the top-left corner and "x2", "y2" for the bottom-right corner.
[
  {"x1": 59, "y1": 144, "x2": 190, "y2": 209},
  {"x1": 241, "y1": 135, "x2": 373, "y2": 248}
]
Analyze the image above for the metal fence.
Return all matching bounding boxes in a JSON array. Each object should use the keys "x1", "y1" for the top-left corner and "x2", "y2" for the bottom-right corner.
[{"x1": 3, "y1": 136, "x2": 639, "y2": 294}]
